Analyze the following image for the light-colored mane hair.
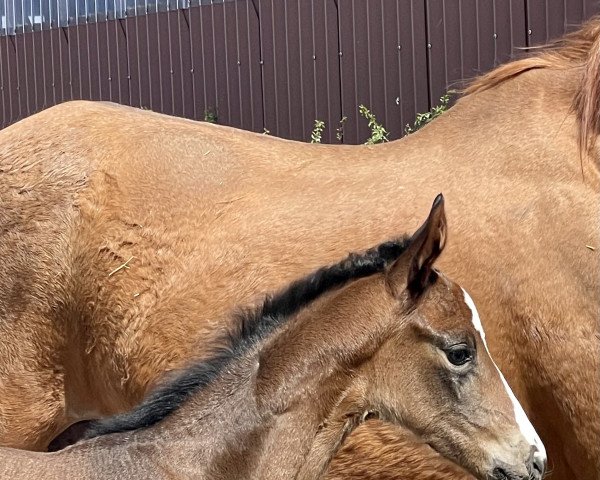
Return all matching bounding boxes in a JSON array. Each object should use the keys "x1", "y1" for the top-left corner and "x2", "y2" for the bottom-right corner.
[{"x1": 465, "y1": 15, "x2": 600, "y2": 153}]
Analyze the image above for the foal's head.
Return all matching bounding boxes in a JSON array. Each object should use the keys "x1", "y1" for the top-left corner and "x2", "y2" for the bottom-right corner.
[{"x1": 336, "y1": 194, "x2": 546, "y2": 480}]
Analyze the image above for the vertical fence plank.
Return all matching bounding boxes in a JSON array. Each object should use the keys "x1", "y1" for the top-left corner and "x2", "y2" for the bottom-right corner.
[
  {"x1": 338, "y1": 0, "x2": 371, "y2": 144},
  {"x1": 220, "y1": 1, "x2": 240, "y2": 129},
  {"x1": 457, "y1": 0, "x2": 478, "y2": 82},
  {"x1": 565, "y1": 0, "x2": 584, "y2": 30},
  {"x1": 257, "y1": 0, "x2": 292, "y2": 139},
  {"x1": 39, "y1": 30, "x2": 55, "y2": 108},
  {"x1": 157, "y1": 11, "x2": 173, "y2": 115},
  {"x1": 570, "y1": 0, "x2": 594, "y2": 30},
  {"x1": 189, "y1": 4, "x2": 217, "y2": 122},
  {"x1": 14, "y1": 30, "x2": 28, "y2": 118},
  {"x1": 510, "y1": 0, "x2": 529, "y2": 51},
  {"x1": 176, "y1": 10, "x2": 194, "y2": 120},
  {"x1": 317, "y1": 0, "x2": 342, "y2": 143},
  {"x1": 281, "y1": 0, "x2": 302, "y2": 140},
  {"x1": 165, "y1": 9, "x2": 186, "y2": 118},
  {"x1": 56, "y1": 27, "x2": 71, "y2": 103},
  {"x1": 85, "y1": 24, "x2": 101, "y2": 100},
  {"x1": 68, "y1": 24, "x2": 83, "y2": 100},
  {"x1": 0, "y1": 36, "x2": 10, "y2": 127},
  {"x1": 399, "y1": 1, "x2": 428, "y2": 132},
  {"x1": 365, "y1": 0, "x2": 386, "y2": 134},
  {"x1": 526, "y1": 0, "x2": 547, "y2": 45},
  {"x1": 31, "y1": 29, "x2": 45, "y2": 112},
  {"x1": 493, "y1": 0, "x2": 527, "y2": 66},
  {"x1": 22, "y1": 32, "x2": 38, "y2": 117},
  {"x1": 424, "y1": 0, "x2": 445, "y2": 109},
  {"x1": 476, "y1": 0, "x2": 496, "y2": 75},
  {"x1": 71, "y1": 25, "x2": 91, "y2": 100},
  {"x1": 124, "y1": 16, "x2": 143, "y2": 108},
  {"x1": 257, "y1": 0, "x2": 276, "y2": 134},
  {"x1": 85, "y1": 23, "x2": 102, "y2": 100},
  {"x1": 545, "y1": 0, "x2": 567, "y2": 40},
  {"x1": 124, "y1": 14, "x2": 153, "y2": 110},
  {"x1": 583, "y1": 0, "x2": 600, "y2": 19},
  {"x1": 105, "y1": 19, "x2": 129, "y2": 105},
  {"x1": 146, "y1": 13, "x2": 162, "y2": 112},
  {"x1": 297, "y1": 0, "x2": 314, "y2": 141},
  {"x1": 187, "y1": 5, "x2": 200, "y2": 120},
  {"x1": 209, "y1": 3, "x2": 230, "y2": 126},
  {"x1": 234, "y1": 0, "x2": 262, "y2": 132},
  {"x1": 94, "y1": 22, "x2": 110, "y2": 100}
]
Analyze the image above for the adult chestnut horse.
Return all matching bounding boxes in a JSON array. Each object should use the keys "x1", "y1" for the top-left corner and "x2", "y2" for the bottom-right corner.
[
  {"x1": 0, "y1": 15, "x2": 598, "y2": 479},
  {"x1": 0, "y1": 199, "x2": 546, "y2": 479}
]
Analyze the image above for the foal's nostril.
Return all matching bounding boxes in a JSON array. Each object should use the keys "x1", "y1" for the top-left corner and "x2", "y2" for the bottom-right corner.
[
  {"x1": 491, "y1": 466, "x2": 510, "y2": 480},
  {"x1": 530, "y1": 447, "x2": 547, "y2": 479}
]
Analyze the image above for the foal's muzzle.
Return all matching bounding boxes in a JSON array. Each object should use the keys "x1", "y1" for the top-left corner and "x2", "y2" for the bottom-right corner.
[
  {"x1": 491, "y1": 446, "x2": 546, "y2": 480},
  {"x1": 530, "y1": 446, "x2": 546, "y2": 479}
]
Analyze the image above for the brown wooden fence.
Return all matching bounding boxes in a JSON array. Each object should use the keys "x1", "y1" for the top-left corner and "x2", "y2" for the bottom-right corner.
[{"x1": 0, "y1": 0, "x2": 598, "y2": 144}]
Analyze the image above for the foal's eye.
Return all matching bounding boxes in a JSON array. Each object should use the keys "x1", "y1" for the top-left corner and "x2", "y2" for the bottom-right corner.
[{"x1": 445, "y1": 345, "x2": 473, "y2": 367}]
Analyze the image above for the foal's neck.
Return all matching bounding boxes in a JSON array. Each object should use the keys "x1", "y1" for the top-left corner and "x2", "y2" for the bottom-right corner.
[{"x1": 161, "y1": 279, "x2": 384, "y2": 479}]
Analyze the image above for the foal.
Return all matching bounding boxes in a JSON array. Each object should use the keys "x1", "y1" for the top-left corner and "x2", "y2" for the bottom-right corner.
[{"x1": 0, "y1": 196, "x2": 543, "y2": 479}]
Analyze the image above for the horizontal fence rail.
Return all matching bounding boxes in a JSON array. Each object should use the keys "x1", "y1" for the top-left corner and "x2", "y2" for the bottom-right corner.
[{"x1": 0, "y1": 0, "x2": 599, "y2": 143}]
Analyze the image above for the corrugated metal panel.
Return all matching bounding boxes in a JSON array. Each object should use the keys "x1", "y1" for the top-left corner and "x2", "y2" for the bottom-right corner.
[{"x1": 0, "y1": 1, "x2": 598, "y2": 139}]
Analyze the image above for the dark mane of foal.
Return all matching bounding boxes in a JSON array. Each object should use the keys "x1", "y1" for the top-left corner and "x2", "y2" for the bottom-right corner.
[{"x1": 85, "y1": 237, "x2": 410, "y2": 440}]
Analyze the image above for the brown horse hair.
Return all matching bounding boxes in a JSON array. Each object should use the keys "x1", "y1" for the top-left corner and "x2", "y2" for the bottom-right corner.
[
  {"x1": 465, "y1": 14, "x2": 600, "y2": 153},
  {"x1": 84, "y1": 237, "x2": 411, "y2": 439}
]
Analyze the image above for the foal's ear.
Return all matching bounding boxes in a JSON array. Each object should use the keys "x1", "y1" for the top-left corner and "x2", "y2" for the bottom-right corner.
[{"x1": 387, "y1": 194, "x2": 447, "y2": 298}]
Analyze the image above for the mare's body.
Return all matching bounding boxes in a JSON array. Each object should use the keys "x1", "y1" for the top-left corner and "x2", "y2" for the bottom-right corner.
[{"x1": 0, "y1": 18, "x2": 598, "y2": 479}]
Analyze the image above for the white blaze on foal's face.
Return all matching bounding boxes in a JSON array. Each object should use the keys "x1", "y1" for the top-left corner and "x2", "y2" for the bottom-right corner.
[{"x1": 461, "y1": 288, "x2": 547, "y2": 467}]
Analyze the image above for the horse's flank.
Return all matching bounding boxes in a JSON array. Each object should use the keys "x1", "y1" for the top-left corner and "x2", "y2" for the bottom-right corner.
[{"x1": 0, "y1": 14, "x2": 598, "y2": 480}]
